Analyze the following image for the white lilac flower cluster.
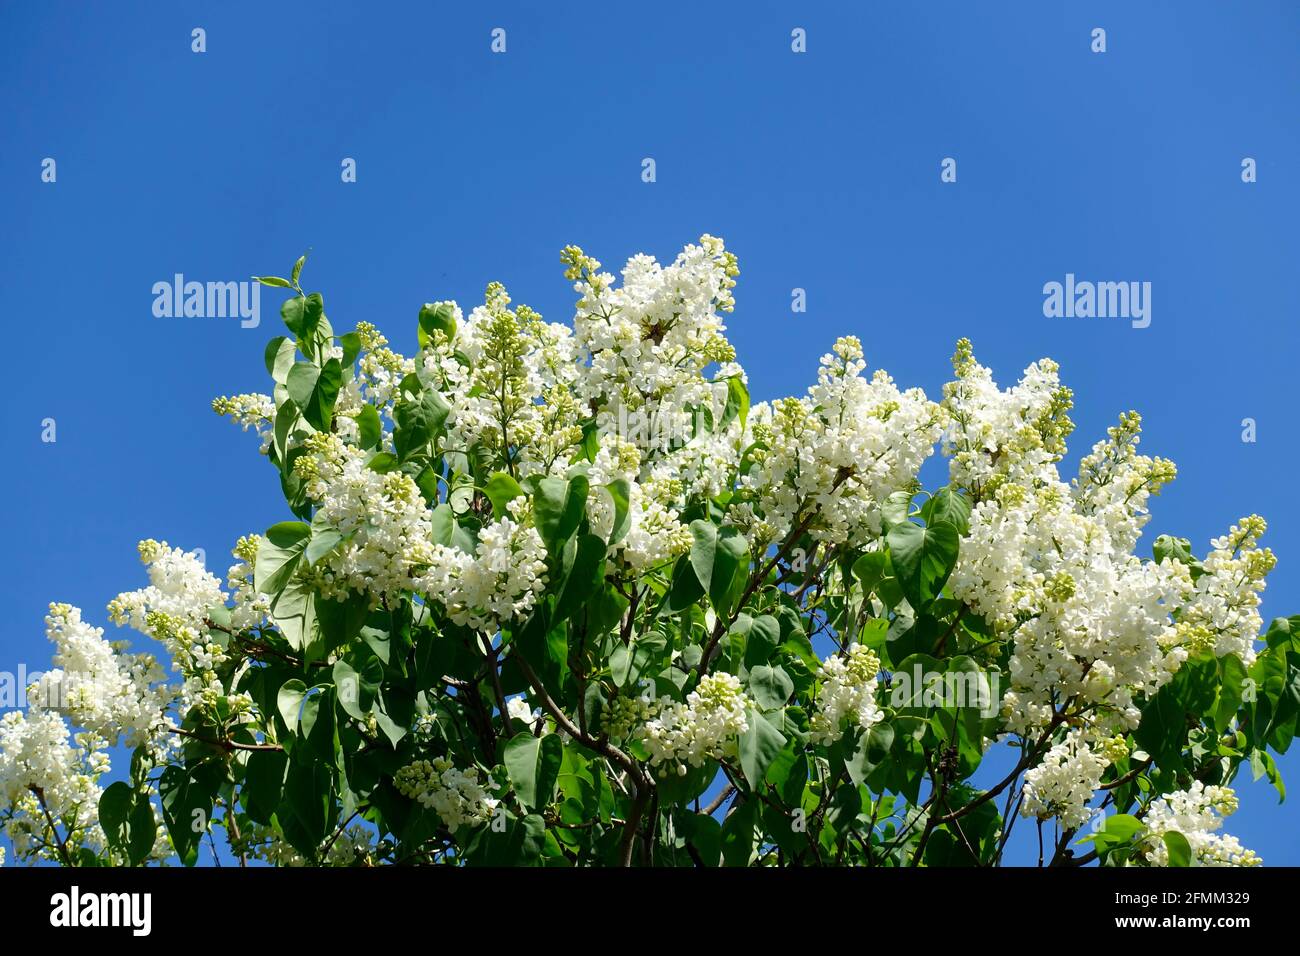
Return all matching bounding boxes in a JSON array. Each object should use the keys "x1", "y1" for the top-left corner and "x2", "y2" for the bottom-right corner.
[
  {"x1": 211, "y1": 393, "x2": 275, "y2": 453},
  {"x1": 33, "y1": 603, "x2": 170, "y2": 750},
  {"x1": 293, "y1": 431, "x2": 551, "y2": 630},
  {"x1": 743, "y1": 337, "x2": 944, "y2": 547},
  {"x1": 107, "y1": 540, "x2": 231, "y2": 719},
  {"x1": 642, "y1": 673, "x2": 753, "y2": 776},
  {"x1": 563, "y1": 237, "x2": 739, "y2": 465},
  {"x1": 1141, "y1": 781, "x2": 1261, "y2": 867},
  {"x1": 1174, "y1": 516, "x2": 1274, "y2": 662},
  {"x1": 1, "y1": 540, "x2": 241, "y2": 863},
  {"x1": 0, "y1": 709, "x2": 108, "y2": 862},
  {"x1": 559, "y1": 238, "x2": 755, "y2": 561},
  {"x1": 586, "y1": 437, "x2": 693, "y2": 572},
  {"x1": 226, "y1": 535, "x2": 271, "y2": 631},
  {"x1": 294, "y1": 433, "x2": 437, "y2": 603},
  {"x1": 420, "y1": 284, "x2": 581, "y2": 476},
  {"x1": 243, "y1": 820, "x2": 378, "y2": 867},
  {"x1": 1019, "y1": 730, "x2": 1110, "y2": 829},
  {"x1": 354, "y1": 321, "x2": 416, "y2": 409},
  {"x1": 941, "y1": 340, "x2": 1274, "y2": 740},
  {"x1": 394, "y1": 758, "x2": 499, "y2": 830},
  {"x1": 808, "y1": 644, "x2": 885, "y2": 746},
  {"x1": 215, "y1": 236, "x2": 946, "y2": 617},
  {"x1": 419, "y1": 511, "x2": 549, "y2": 632}
]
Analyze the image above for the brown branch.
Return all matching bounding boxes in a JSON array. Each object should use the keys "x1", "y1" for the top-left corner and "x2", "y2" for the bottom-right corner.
[
  {"x1": 508, "y1": 649, "x2": 655, "y2": 867},
  {"x1": 1100, "y1": 759, "x2": 1152, "y2": 791},
  {"x1": 702, "y1": 784, "x2": 736, "y2": 817},
  {"x1": 616, "y1": 775, "x2": 652, "y2": 867},
  {"x1": 30, "y1": 786, "x2": 72, "y2": 866},
  {"x1": 481, "y1": 636, "x2": 518, "y2": 739},
  {"x1": 223, "y1": 798, "x2": 248, "y2": 867},
  {"x1": 509, "y1": 649, "x2": 647, "y2": 789}
]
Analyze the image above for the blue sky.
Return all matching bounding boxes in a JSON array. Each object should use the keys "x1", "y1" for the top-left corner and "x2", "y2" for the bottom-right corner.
[{"x1": 1, "y1": 0, "x2": 1297, "y2": 865}]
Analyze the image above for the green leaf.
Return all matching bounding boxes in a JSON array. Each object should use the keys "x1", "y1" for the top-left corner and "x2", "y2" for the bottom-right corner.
[
  {"x1": 610, "y1": 631, "x2": 668, "y2": 689},
  {"x1": 689, "y1": 521, "x2": 719, "y2": 592},
  {"x1": 852, "y1": 551, "x2": 889, "y2": 597},
  {"x1": 393, "y1": 382, "x2": 450, "y2": 462},
  {"x1": 254, "y1": 275, "x2": 293, "y2": 288},
  {"x1": 276, "y1": 679, "x2": 308, "y2": 733},
  {"x1": 553, "y1": 533, "x2": 607, "y2": 625},
  {"x1": 526, "y1": 474, "x2": 589, "y2": 554},
  {"x1": 1250, "y1": 748, "x2": 1286, "y2": 801},
  {"x1": 254, "y1": 521, "x2": 311, "y2": 594},
  {"x1": 305, "y1": 524, "x2": 345, "y2": 567},
  {"x1": 721, "y1": 374, "x2": 750, "y2": 431},
  {"x1": 887, "y1": 520, "x2": 959, "y2": 610},
  {"x1": 159, "y1": 765, "x2": 217, "y2": 868},
  {"x1": 720, "y1": 798, "x2": 756, "y2": 867},
  {"x1": 711, "y1": 527, "x2": 749, "y2": 613},
  {"x1": 417, "y1": 301, "x2": 458, "y2": 348},
  {"x1": 503, "y1": 732, "x2": 563, "y2": 811},
  {"x1": 881, "y1": 491, "x2": 914, "y2": 532},
  {"x1": 286, "y1": 358, "x2": 342, "y2": 432},
  {"x1": 1163, "y1": 831, "x2": 1192, "y2": 867},
  {"x1": 748, "y1": 665, "x2": 794, "y2": 711},
  {"x1": 603, "y1": 479, "x2": 632, "y2": 546},
  {"x1": 367, "y1": 451, "x2": 400, "y2": 473},
  {"x1": 1265, "y1": 616, "x2": 1300, "y2": 651},
  {"x1": 485, "y1": 472, "x2": 525, "y2": 518},
  {"x1": 279, "y1": 761, "x2": 335, "y2": 857},
  {"x1": 682, "y1": 812, "x2": 723, "y2": 866},
  {"x1": 1153, "y1": 534, "x2": 1195, "y2": 566},
  {"x1": 126, "y1": 798, "x2": 156, "y2": 867},
  {"x1": 268, "y1": 579, "x2": 317, "y2": 653},
  {"x1": 242, "y1": 749, "x2": 287, "y2": 825},
  {"x1": 665, "y1": 555, "x2": 705, "y2": 614},
  {"x1": 356, "y1": 404, "x2": 382, "y2": 450},
  {"x1": 739, "y1": 708, "x2": 787, "y2": 790},
  {"x1": 742, "y1": 614, "x2": 782, "y2": 669},
  {"x1": 281, "y1": 292, "x2": 324, "y2": 340},
  {"x1": 301, "y1": 688, "x2": 336, "y2": 762},
  {"x1": 332, "y1": 658, "x2": 379, "y2": 720},
  {"x1": 264, "y1": 336, "x2": 298, "y2": 384},
  {"x1": 845, "y1": 722, "x2": 895, "y2": 787},
  {"x1": 317, "y1": 592, "x2": 369, "y2": 650},
  {"x1": 464, "y1": 812, "x2": 548, "y2": 866},
  {"x1": 920, "y1": 487, "x2": 972, "y2": 536},
  {"x1": 1102, "y1": 813, "x2": 1145, "y2": 841},
  {"x1": 1136, "y1": 681, "x2": 1189, "y2": 772},
  {"x1": 98, "y1": 782, "x2": 134, "y2": 852},
  {"x1": 373, "y1": 687, "x2": 410, "y2": 747},
  {"x1": 1213, "y1": 654, "x2": 1249, "y2": 733}
]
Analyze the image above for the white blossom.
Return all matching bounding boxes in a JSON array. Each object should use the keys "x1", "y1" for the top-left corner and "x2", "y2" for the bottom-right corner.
[
  {"x1": 394, "y1": 758, "x2": 499, "y2": 830},
  {"x1": 1141, "y1": 782, "x2": 1260, "y2": 867},
  {"x1": 809, "y1": 644, "x2": 884, "y2": 745},
  {"x1": 642, "y1": 673, "x2": 752, "y2": 775},
  {"x1": 1020, "y1": 730, "x2": 1109, "y2": 829}
]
